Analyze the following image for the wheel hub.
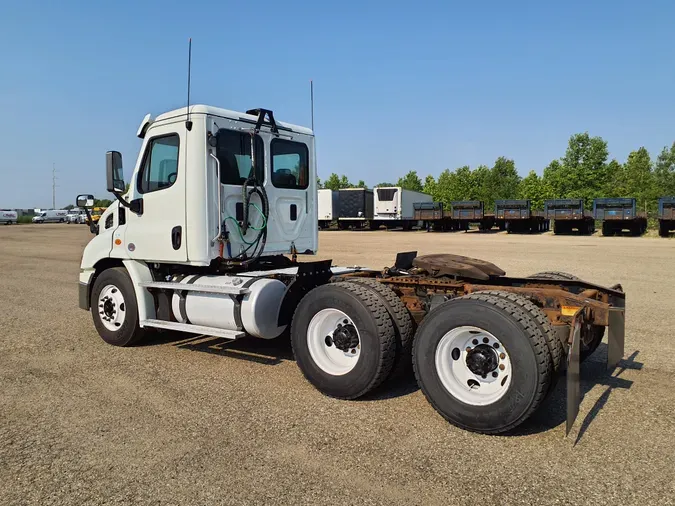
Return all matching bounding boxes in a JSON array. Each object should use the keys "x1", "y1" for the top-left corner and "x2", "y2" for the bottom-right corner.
[
  {"x1": 332, "y1": 324, "x2": 359, "y2": 352},
  {"x1": 465, "y1": 344, "x2": 499, "y2": 376},
  {"x1": 102, "y1": 298, "x2": 116, "y2": 319}
]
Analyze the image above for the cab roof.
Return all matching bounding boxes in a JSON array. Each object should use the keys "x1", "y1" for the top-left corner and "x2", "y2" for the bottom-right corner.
[{"x1": 138, "y1": 104, "x2": 314, "y2": 138}]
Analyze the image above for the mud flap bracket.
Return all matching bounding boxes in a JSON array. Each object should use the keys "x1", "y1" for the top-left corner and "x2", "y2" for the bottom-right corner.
[
  {"x1": 566, "y1": 309, "x2": 583, "y2": 436},
  {"x1": 607, "y1": 307, "x2": 625, "y2": 370}
]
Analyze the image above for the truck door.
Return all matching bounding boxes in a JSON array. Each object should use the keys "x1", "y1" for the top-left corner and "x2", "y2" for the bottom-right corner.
[
  {"x1": 122, "y1": 124, "x2": 187, "y2": 262},
  {"x1": 264, "y1": 136, "x2": 315, "y2": 253}
]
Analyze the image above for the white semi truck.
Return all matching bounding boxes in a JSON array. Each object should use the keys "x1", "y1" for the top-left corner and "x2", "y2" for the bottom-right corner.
[{"x1": 76, "y1": 105, "x2": 626, "y2": 435}]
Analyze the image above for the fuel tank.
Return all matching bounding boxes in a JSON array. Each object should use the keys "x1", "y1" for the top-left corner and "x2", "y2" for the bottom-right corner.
[{"x1": 170, "y1": 274, "x2": 287, "y2": 339}]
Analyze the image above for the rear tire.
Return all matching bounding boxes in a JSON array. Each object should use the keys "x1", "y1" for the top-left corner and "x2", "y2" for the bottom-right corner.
[
  {"x1": 90, "y1": 267, "x2": 145, "y2": 347},
  {"x1": 413, "y1": 294, "x2": 551, "y2": 434},
  {"x1": 471, "y1": 290, "x2": 564, "y2": 387},
  {"x1": 291, "y1": 282, "x2": 396, "y2": 399},
  {"x1": 338, "y1": 278, "x2": 414, "y2": 379},
  {"x1": 526, "y1": 271, "x2": 604, "y2": 361}
]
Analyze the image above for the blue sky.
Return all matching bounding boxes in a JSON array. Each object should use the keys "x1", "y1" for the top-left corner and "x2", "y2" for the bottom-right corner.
[{"x1": 1, "y1": 0, "x2": 674, "y2": 208}]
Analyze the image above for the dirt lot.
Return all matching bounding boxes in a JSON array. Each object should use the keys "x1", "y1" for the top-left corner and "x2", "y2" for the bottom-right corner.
[{"x1": 1, "y1": 224, "x2": 674, "y2": 505}]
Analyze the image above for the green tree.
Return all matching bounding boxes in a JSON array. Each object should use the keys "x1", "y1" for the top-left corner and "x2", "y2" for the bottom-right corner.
[
  {"x1": 622, "y1": 147, "x2": 655, "y2": 213},
  {"x1": 94, "y1": 198, "x2": 113, "y2": 207},
  {"x1": 654, "y1": 142, "x2": 675, "y2": 197},
  {"x1": 603, "y1": 159, "x2": 624, "y2": 197},
  {"x1": 339, "y1": 175, "x2": 353, "y2": 189},
  {"x1": 323, "y1": 173, "x2": 341, "y2": 190},
  {"x1": 396, "y1": 170, "x2": 423, "y2": 192},
  {"x1": 489, "y1": 157, "x2": 520, "y2": 201},
  {"x1": 375, "y1": 182, "x2": 395, "y2": 187},
  {"x1": 356, "y1": 180, "x2": 368, "y2": 189},
  {"x1": 317, "y1": 177, "x2": 323, "y2": 189},
  {"x1": 517, "y1": 170, "x2": 552, "y2": 210},
  {"x1": 423, "y1": 175, "x2": 437, "y2": 199},
  {"x1": 561, "y1": 133, "x2": 609, "y2": 206},
  {"x1": 471, "y1": 165, "x2": 492, "y2": 206}
]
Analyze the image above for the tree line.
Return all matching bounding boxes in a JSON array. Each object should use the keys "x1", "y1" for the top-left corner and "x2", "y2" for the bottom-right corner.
[{"x1": 319, "y1": 134, "x2": 675, "y2": 213}]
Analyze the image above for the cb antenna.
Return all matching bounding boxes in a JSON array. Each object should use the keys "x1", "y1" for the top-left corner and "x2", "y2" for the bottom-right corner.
[
  {"x1": 310, "y1": 79, "x2": 314, "y2": 132},
  {"x1": 185, "y1": 38, "x2": 193, "y2": 131}
]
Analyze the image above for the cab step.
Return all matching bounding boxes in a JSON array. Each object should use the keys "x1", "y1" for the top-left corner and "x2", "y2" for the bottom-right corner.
[
  {"x1": 139, "y1": 281, "x2": 249, "y2": 295},
  {"x1": 141, "y1": 319, "x2": 245, "y2": 339}
]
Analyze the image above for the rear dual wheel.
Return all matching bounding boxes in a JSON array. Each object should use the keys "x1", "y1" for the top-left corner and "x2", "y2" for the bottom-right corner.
[
  {"x1": 291, "y1": 282, "x2": 397, "y2": 399},
  {"x1": 413, "y1": 293, "x2": 552, "y2": 434}
]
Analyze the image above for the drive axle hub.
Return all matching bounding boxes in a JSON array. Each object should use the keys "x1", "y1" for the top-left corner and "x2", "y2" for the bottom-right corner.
[
  {"x1": 465, "y1": 344, "x2": 499, "y2": 376},
  {"x1": 331, "y1": 324, "x2": 359, "y2": 352}
]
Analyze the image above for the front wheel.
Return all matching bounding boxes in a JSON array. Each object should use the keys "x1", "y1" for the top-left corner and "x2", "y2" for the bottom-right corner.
[
  {"x1": 291, "y1": 282, "x2": 396, "y2": 399},
  {"x1": 90, "y1": 267, "x2": 145, "y2": 347}
]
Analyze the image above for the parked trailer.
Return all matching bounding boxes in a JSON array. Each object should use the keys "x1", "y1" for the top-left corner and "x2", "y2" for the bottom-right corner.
[
  {"x1": 658, "y1": 197, "x2": 675, "y2": 237},
  {"x1": 337, "y1": 188, "x2": 374, "y2": 229},
  {"x1": 1, "y1": 210, "x2": 18, "y2": 224},
  {"x1": 450, "y1": 201, "x2": 496, "y2": 231},
  {"x1": 544, "y1": 199, "x2": 595, "y2": 235},
  {"x1": 76, "y1": 104, "x2": 626, "y2": 437},
  {"x1": 494, "y1": 199, "x2": 549, "y2": 234},
  {"x1": 413, "y1": 202, "x2": 447, "y2": 231},
  {"x1": 317, "y1": 189, "x2": 339, "y2": 229},
  {"x1": 594, "y1": 198, "x2": 647, "y2": 236},
  {"x1": 372, "y1": 187, "x2": 432, "y2": 230}
]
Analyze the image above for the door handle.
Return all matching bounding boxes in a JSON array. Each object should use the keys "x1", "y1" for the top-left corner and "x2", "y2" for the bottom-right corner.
[{"x1": 171, "y1": 226, "x2": 182, "y2": 250}]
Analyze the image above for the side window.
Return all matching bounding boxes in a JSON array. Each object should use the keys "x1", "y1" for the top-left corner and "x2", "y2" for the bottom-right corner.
[
  {"x1": 215, "y1": 129, "x2": 264, "y2": 185},
  {"x1": 138, "y1": 134, "x2": 180, "y2": 194},
  {"x1": 271, "y1": 139, "x2": 309, "y2": 190}
]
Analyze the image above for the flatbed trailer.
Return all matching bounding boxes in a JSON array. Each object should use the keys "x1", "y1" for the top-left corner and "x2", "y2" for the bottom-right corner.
[
  {"x1": 544, "y1": 199, "x2": 595, "y2": 235},
  {"x1": 494, "y1": 199, "x2": 549, "y2": 234},
  {"x1": 658, "y1": 197, "x2": 675, "y2": 237},
  {"x1": 413, "y1": 202, "x2": 449, "y2": 231},
  {"x1": 594, "y1": 197, "x2": 647, "y2": 236},
  {"x1": 450, "y1": 201, "x2": 496, "y2": 231}
]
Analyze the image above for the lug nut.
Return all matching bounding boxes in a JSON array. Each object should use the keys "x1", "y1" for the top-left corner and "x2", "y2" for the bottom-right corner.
[
  {"x1": 493, "y1": 343, "x2": 500, "y2": 349},
  {"x1": 499, "y1": 353, "x2": 506, "y2": 359},
  {"x1": 499, "y1": 364, "x2": 505, "y2": 370},
  {"x1": 466, "y1": 347, "x2": 472, "y2": 352},
  {"x1": 492, "y1": 372, "x2": 498, "y2": 378},
  {"x1": 482, "y1": 337, "x2": 489, "y2": 344},
  {"x1": 472, "y1": 339, "x2": 479, "y2": 345},
  {"x1": 351, "y1": 349, "x2": 356, "y2": 354}
]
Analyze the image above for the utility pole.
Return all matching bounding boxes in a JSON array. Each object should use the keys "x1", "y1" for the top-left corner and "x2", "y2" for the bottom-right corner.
[{"x1": 52, "y1": 163, "x2": 57, "y2": 209}]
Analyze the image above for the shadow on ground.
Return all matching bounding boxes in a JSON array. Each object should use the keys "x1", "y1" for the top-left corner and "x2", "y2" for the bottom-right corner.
[
  {"x1": 140, "y1": 332, "x2": 642, "y2": 438},
  {"x1": 514, "y1": 345, "x2": 642, "y2": 439}
]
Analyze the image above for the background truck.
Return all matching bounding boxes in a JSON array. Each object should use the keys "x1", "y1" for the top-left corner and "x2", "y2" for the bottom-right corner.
[
  {"x1": 1, "y1": 210, "x2": 18, "y2": 224},
  {"x1": 317, "y1": 189, "x2": 339, "y2": 229},
  {"x1": 413, "y1": 202, "x2": 445, "y2": 231},
  {"x1": 32, "y1": 209, "x2": 68, "y2": 223},
  {"x1": 450, "y1": 201, "x2": 496, "y2": 231},
  {"x1": 337, "y1": 188, "x2": 374, "y2": 229},
  {"x1": 594, "y1": 197, "x2": 647, "y2": 236},
  {"x1": 372, "y1": 187, "x2": 432, "y2": 230},
  {"x1": 494, "y1": 199, "x2": 548, "y2": 234},
  {"x1": 75, "y1": 104, "x2": 625, "y2": 436},
  {"x1": 67, "y1": 208, "x2": 86, "y2": 224},
  {"x1": 658, "y1": 197, "x2": 675, "y2": 237},
  {"x1": 544, "y1": 199, "x2": 595, "y2": 235}
]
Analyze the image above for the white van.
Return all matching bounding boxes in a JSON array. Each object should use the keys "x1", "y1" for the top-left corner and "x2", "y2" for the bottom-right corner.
[
  {"x1": 32, "y1": 210, "x2": 69, "y2": 223},
  {"x1": 1, "y1": 210, "x2": 18, "y2": 224}
]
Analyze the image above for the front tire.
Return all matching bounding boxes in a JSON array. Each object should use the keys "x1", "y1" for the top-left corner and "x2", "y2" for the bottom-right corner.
[
  {"x1": 413, "y1": 294, "x2": 551, "y2": 434},
  {"x1": 90, "y1": 267, "x2": 145, "y2": 347},
  {"x1": 291, "y1": 282, "x2": 396, "y2": 399}
]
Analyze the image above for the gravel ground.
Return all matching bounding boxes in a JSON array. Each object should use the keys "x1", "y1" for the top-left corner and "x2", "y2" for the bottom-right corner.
[{"x1": 1, "y1": 224, "x2": 674, "y2": 505}]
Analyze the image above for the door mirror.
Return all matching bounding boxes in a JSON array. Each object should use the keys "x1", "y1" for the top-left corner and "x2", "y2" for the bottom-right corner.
[
  {"x1": 76, "y1": 194, "x2": 95, "y2": 208},
  {"x1": 106, "y1": 151, "x2": 125, "y2": 193}
]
